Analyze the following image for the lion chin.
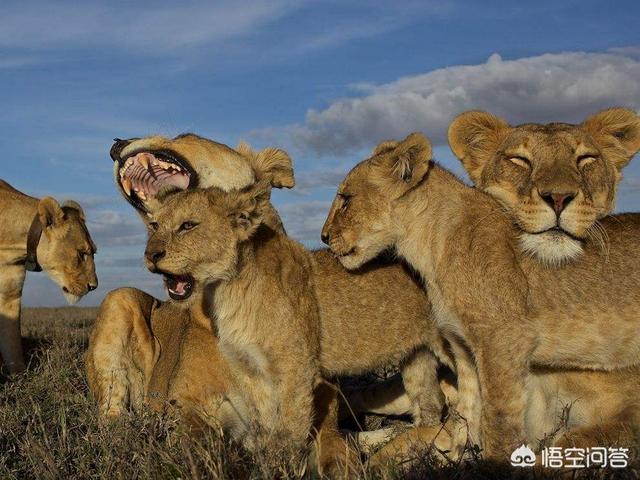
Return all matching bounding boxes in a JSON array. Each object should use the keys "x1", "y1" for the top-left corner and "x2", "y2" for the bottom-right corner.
[
  {"x1": 518, "y1": 231, "x2": 584, "y2": 266},
  {"x1": 63, "y1": 291, "x2": 82, "y2": 305}
]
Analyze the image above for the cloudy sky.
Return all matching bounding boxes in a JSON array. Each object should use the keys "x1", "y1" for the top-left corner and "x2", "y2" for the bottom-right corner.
[{"x1": 2, "y1": 0, "x2": 639, "y2": 306}]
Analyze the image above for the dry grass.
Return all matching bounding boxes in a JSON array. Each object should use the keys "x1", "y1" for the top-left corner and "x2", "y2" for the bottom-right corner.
[{"x1": 0, "y1": 307, "x2": 638, "y2": 479}]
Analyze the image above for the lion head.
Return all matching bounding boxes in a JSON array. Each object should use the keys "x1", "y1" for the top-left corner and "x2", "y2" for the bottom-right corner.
[
  {"x1": 110, "y1": 133, "x2": 293, "y2": 218},
  {"x1": 35, "y1": 198, "x2": 98, "y2": 304},
  {"x1": 321, "y1": 133, "x2": 433, "y2": 270},
  {"x1": 448, "y1": 108, "x2": 640, "y2": 265},
  {"x1": 143, "y1": 183, "x2": 272, "y2": 306}
]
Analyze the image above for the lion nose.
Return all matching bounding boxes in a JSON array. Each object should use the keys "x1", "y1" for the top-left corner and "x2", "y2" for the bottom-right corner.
[
  {"x1": 145, "y1": 249, "x2": 166, "y2": 264},
  {"x1": 540, "y1": 191, "x2": 575, "y2": 215},
  {"x1": 321, "y1": 231, "x2": 330, "y2": 244},
  {"x1": 87, "y1": 283, "x2": 98, "y2": 292},
  {"x1": 110, "y1": 138, "x2": 131, "y2": 162}
]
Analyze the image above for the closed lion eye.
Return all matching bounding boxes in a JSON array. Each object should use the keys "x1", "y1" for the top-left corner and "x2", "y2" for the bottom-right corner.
[
  {"x1": 577, "y1": 154, "x2": 597, "y2": 168},
  {"x1": 339, "y1": 193, "x2": 352, "y2": 211},
  {"x1": 507, "y1": 156, "x2": 531, "y2": 169}
]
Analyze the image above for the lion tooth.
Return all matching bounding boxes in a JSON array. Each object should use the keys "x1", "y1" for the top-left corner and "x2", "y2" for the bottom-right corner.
[
  {"x1": 122, "y1": 178, "x2": 132, "y2": 196},
  {"x1": 138, "y1": 190, "x2": 147, "y2": 201},
  {"x1": 138, "y1": 155, "x2": 150, "y2": 170}
]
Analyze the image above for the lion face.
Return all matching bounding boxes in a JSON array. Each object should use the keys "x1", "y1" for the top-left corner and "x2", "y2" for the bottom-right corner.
[
  {"x1": 110, "y1": 134, "x2": 293, "y2": 218},
  {"x1": 449, "y1": 108, "x2": 640, "y2": 265},
  {"x1": 36, "y1": 198, "x2": 98, "y2": 304},
  {"x1": 144, "y1": 183, "x2": 271, "y2": 306},
  {"x1": 322, "y1": 133, "x2": 432, "y2": 270}
]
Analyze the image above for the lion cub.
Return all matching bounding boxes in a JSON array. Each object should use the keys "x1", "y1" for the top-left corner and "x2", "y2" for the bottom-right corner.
[
  {"x1": 144, "y1": 182, "x2": 321, "y2": 452},
  {"x1": 321, "y1": 132, "x2": 640, "y2": 459}
]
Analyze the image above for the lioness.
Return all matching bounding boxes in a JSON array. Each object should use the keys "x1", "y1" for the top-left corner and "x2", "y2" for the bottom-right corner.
[
  {"x1": 321, "y1": 132, "x2": 640, "y2": 459},
  {"x1": 0, "y1": 180, "x2": 97, "y2": 374},
  {"x1": 449, "y1": 107, "x2": 640, "y2": 265}
]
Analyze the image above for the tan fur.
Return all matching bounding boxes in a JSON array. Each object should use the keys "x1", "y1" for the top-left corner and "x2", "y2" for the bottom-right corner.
[
  {"x1": 145, "y1": 184, "x2": 321, "y2": 453},
  {"x1": 321, "y1": 132, "x2": 640, "y2": 459},
  {"x1": 0, "y1": 180, "x2": 97, "y2": 374},
  {"x1": 448, "y1": 108, "x2": 640, "y2": 265}
]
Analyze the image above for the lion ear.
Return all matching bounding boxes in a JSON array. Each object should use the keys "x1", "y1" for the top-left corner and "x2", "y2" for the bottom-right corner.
[
  {"x1": 372, "y1": 140, "x2": 399, "y2": 157},
  {"x1": 448, "y1": 111, "x2": 510, "y2": 184},
  {"x1": 378, "y1": 132, "x2": 432, "y2": 193},
  {"x1": 582, "y1": 108, "x2": 640, "y2": 170},
  {"x1": 38, "y1": 197, "x2": 65, "y2": 228},
  {"x1": 237, "y1": 141, "x2": 295, "y2": 189},
  {"x1": 62, "y1": 200, "x2": 86, "y2": 221},
  {"x1": 227, "y1": 181, "x2": 272, "y2": 240}
]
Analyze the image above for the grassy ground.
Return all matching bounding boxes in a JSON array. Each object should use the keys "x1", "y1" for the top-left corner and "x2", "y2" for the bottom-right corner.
[{"x1": 0, "y1": 307, "x2": 638, "y2": 479}]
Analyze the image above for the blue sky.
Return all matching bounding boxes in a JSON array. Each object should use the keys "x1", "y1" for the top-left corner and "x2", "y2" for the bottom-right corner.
[{"x1": 2, "y1": 0, "x2": 639, "y2": 306}]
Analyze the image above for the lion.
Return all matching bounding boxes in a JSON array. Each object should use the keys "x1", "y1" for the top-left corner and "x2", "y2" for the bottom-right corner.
[
  {"x1": 0, "y1": 180, "x2": 97, "y2": 375},
  {"x1": 449, "y1": 107, "x2": 640, "y2": 265},
  {"x1": 144, "y1": 182, "x2": 324, "y2": 454},
  {"x1": 320, "y1": 132, "x2": 640, "y2": 460},
  {"x1": 88, "y1": 134, "x2": 451, "y2": 475}
]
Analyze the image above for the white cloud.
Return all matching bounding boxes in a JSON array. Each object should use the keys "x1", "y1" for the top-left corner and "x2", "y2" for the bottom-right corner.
[
  {"x1": 270, "y1": 50, "x2": 640, "y2": 155},
  {"x1": 0, "y1": 1, "x2": 300, "y2": 53}
]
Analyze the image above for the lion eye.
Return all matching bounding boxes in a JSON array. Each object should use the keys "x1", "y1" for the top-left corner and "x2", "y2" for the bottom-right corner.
[
  {"x1": 507, "y1": 156, "x2": 531, "y2": 169},
  {"x1": 148, "y1": 222, "x2": 159, "y2": 231},
  {"x1": 179, "y1": 221, "x2": 197, "y2": 232},
  {"x1": 78, "y1": 251, "x2": 88, "y2": 262},
  {"x1": 577, "y1": 155, "x2": 596, "y2": 168}
]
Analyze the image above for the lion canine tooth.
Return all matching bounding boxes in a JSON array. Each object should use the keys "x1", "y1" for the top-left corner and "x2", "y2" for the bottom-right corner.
[
  {"x1": 122, "y1": 178, "x2": 132, "y2": 196},
  {"x1": 138, "y1": 155, "x2": 150, "y2": 170},
  {"x1": 138, "y1": 190, "x2": 147, "y2": 201}
]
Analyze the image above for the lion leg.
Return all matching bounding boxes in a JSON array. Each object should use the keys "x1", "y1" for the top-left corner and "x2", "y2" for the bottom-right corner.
[
  {"x1": 367, "y1": 416, "x2": 463, "y2": 470},
  {"x1": 345, "y1": 427, "x2": 399, "y2": 455},
  {"x1": 0, "y1": 265, "x2": 26, "y2": 375},
  {"x1": 311, "y1": 380, "x2": 361, "y2": 477},
  {"x1": 400, "y1": 347, "x2": 446, "y2": 426},
  {"x1": 86, "y1": 287, "x2": 157, "y2": 417}
]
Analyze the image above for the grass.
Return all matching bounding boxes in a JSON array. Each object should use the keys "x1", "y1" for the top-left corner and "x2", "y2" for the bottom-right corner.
[{"x1": 0, "y1": 307, "x2": 638, "y2": 479}]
